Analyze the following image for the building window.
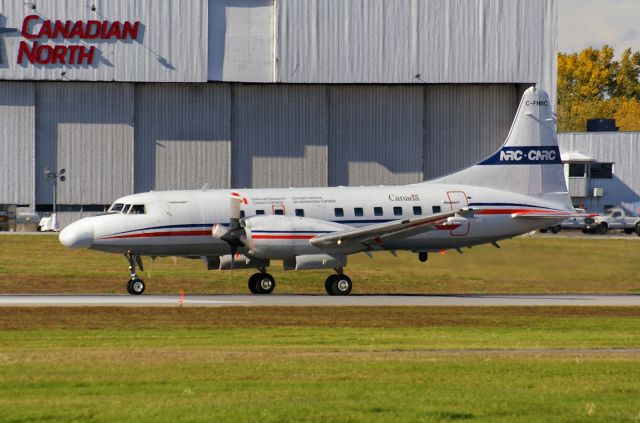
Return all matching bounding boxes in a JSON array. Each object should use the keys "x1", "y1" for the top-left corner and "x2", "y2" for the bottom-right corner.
[
  {"x1": 354, "y1": 207, "x2": 364, "y2": 217},
  {"x1": 432, "y1": 205, "x2": 441, "y2": 214},
  {"x1": 374, "y1": 207, "x2": 383, "y2": 216},
  {"x1": 334, "y1": 208, "x2": 344, "y2": 217},
  {"x1": 393, "y1": 206, "x2": 403, "y2": 216},
  {"x1": 274, "y1": 209, "x2": 284, "y2": 215},
  {"x1": 569, "y1": 163, "x2": 587, "y2": 177},
  {"x1": 590, "y1": 162, "x2": 613, "y2": 179},
  {"x1": 295, "y1": 209, "x2": 304, "y2": 217},
  {"x1": 256, "y1": 209, "x2": 265, "y2": 215},
  {"x1": 413, "y1": 206, "x2": 422, "y2": 216}
]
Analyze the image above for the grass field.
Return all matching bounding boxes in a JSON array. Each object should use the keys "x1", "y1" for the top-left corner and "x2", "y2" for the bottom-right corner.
[
  {"x1": 0, "y1": 234, "x2": 637, "y2": 294},
  {"x1": 1, "y1": 307, "x2": 640, "y2": 422}
]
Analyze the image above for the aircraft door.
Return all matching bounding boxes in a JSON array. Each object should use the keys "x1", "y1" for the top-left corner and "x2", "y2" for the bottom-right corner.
[{"x1": 446, "y1": 191, "x2": 470, "y2": 236}]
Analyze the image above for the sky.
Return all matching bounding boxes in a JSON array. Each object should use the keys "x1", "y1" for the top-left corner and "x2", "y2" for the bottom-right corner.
[{"x1": 559, "y1": 0, "x2": 640, "y2": 56}]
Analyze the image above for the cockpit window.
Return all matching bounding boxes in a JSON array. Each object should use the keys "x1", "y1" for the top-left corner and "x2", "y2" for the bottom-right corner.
[
  {"x1": 122, "y1": 204, "x2": 132, "y2": 214},
  {"x1": 129, "y1": 204, "x2": 146, "y2": 215},
  {"x1": 108, "y1": 203, "x2": 124, "y2": 213}
]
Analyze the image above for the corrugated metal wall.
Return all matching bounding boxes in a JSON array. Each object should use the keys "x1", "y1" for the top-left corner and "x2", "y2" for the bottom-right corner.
[
  {"x1": 328, "y1": 86, "x2": 423, "y2": 186},
  {"x1": 208, "y1": 0, "x2": 274, "y2": 82},
  {"x1": 558, "y1": 133, "x2": 640, "y2": 211},
  {"x1": 424, "y1": 84, "x2": 519, "y2": 179},
  {"x1": 232, "y1": 85, "x2": 328, "y2": 188},
  {"x1": 35, "y1": 83, "x2": 135, "y2": 204},
  {"x1": 0, "y1": 82, "x2": 35, "y2": 205},
  {"x1": 275, "y1": 0, "x2": 557, "y2": 102},
  {"x1": 0, "y1": 0, "x2": 207, "y2": 82},
  {"x1": 134, "y1": 83, "x2": 231, "y2": 192}
]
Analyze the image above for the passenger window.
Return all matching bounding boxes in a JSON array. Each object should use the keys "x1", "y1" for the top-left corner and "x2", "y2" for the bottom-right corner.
[
  {"x1": 240, "y1": 210, "x2": 245, "y2": 218},
  {"x1": 354, "y1": 207, "x2": 364, "y2": 217},
  {"x1": 129, "y1": 204, "x2": 146, "y2": 214},
  {"x1": 274, "y1": 209, "x2": 284, "y2": 215},
  {"x1": 374, "y1": 207, "x2": 383, "y2": 216},
  {"x1": 432, "y1": 205, "x2": 441, "y2": 213},
  {"x1": 295, "y1": 209, "x2": 304, "y2": 217},
  {"x1": 393, "y1": 206, "x2": 403, "y2": 216},
  {"x1": 413, "y1": 206, "x2": 422, "y2": 216},
  {"x1": 612, "y1": 211, "x2": 621, "y2": 218},
  {"x1": 256, "y1": 210, "x2": 265, "y2": 215},
  {"x1": 334, "y1": 208, "x2": 344, "y2": 217}
]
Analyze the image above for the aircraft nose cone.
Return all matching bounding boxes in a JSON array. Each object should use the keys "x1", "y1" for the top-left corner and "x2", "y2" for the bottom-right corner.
[{"x1": 59, "y1": 219, "x2": 94, "y2": 249}]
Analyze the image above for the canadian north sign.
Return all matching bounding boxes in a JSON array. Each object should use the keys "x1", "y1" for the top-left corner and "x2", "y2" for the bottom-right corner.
[{"x1": 16, "y1": 15, "x2": 141, "y2": 65}]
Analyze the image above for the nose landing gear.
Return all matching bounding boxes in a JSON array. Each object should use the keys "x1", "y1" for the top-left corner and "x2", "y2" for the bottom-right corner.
[{"x1": 125, "y1": 252, "x2": 145, "y2": 295}]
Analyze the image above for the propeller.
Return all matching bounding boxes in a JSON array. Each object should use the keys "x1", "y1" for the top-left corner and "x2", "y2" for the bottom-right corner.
[{"x1": 212, "y1": 192, "x2": 247, "y2": 260}]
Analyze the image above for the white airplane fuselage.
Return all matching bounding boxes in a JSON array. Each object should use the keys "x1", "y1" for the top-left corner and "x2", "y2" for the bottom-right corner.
[{"x1": 70, "y1": 183, "x2": 561, "y2": 257}]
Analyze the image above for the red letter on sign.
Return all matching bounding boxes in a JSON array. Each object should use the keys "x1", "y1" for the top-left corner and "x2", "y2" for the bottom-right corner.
[
  {"x1": 77, "y1": 46, "x2": 95, "y2": 65},
  {"x1": 17, "y1": 41, "x2": 37, "y2": 64},
  {"x1": 122, "y1": 21, "x2": 140, "y2": 40},
  {"x1": 21, "y1": 15, "x2": 40, "y2": 40}
]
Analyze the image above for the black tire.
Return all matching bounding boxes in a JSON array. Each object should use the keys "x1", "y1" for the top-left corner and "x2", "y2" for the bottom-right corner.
[
  {"x1": 254, "y1": 273, "x2": 275, "y2": 295},
  {"x1": 581, "y1": 228, "x2": 590, "y2": 234},
  {"x1": 130, "y1": 278, "x2": 145, "y2": 295},
  {"x1": 597, "y1": 224, "x2": 608, "y2": 235},
  {"x1": 325, "y1": 275, "x2": 338, "y2": 295},
  {"x1": 636, "y1": 223, "x2": 640, "y2": 237},
  {"x1": 624, "y1": 228, "x2": 634, "y2": 235},
  {"x1": 550, "y1": 226, "x2": 561, "y2": 234},
  {"x1": 248, "y1": 273, "x2": 261, "y2": 294},
  {"x1": 330, "y1": 274, "x2": 352, "y2": 296},
  {"x1": 126, "y1": 280, "x2": 134, "y2": 295},
  {"x1": 539, "y1": 228, "x2": 548, "y2": 233}
]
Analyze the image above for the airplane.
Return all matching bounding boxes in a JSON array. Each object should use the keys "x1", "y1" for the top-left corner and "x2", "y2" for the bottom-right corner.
[{"x1": 59, "y1": 87, "x2": 581, "y2": 296}]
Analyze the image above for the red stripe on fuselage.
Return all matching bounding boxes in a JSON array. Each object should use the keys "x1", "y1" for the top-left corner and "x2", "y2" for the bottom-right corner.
[
  {"x1": 476, "y1": 208, "x2": 564, "y2": 215},
  {"x1": 251, "y1": 234, "x2": 316, "y2": 240}
]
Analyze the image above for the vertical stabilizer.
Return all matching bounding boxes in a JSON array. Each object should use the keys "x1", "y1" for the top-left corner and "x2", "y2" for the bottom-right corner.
[{"x1": 429, "y1": 87, "x2": 571, "y2": 210}]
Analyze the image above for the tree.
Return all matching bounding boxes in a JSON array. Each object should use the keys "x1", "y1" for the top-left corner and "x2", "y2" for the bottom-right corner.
[{"x1": 557, "y1": 46, "x2": 640, "y2": 132}]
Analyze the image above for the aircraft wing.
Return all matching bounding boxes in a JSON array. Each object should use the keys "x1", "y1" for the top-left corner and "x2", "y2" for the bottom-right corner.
[{"x1": 310, "y1": 208, "x2": 474, "y2": 250}]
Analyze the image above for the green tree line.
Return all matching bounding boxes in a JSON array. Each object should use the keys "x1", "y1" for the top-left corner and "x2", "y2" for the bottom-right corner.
[{"x1": 558, "y1": 46, "x2": 640, "y2": 132}]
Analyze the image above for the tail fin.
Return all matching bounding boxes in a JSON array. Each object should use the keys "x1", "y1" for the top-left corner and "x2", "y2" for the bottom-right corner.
[{"x1": 429, "y1": 87, "x2": 572, "y2": 210}]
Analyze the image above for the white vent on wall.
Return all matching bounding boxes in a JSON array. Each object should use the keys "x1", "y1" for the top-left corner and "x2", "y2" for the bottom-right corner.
[{"x1": 593, "y1": 187, "x2": 604, "y2": 197}]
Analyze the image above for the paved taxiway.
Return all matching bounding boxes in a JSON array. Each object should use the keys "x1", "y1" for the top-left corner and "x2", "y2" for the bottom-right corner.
[{"x1": 1, "y1": 294, "x2": 639, "y2": 307}]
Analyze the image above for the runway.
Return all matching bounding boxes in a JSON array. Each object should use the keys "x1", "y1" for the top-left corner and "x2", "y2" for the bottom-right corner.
[{"x1": 0, "y1": 294, "x2": 639, "y2": 307}]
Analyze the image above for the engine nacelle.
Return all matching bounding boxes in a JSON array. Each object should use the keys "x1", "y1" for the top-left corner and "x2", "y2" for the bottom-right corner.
[{"x1": 243, "y1": 215, "x2": 348, "y2": 259}]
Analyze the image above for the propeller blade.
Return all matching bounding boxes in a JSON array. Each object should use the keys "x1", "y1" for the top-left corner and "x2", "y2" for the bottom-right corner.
[{"x1": 230, "y1": 192, "x2": 243, "y2": 223}]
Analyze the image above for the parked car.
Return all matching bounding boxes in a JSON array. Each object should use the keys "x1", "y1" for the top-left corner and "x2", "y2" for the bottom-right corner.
[
  {"x1": 584, "y1": 207, "x2": 640, "y2": 235},
  {"x1": 539, "y1": 208, "x2": 588, "y2": 233}
]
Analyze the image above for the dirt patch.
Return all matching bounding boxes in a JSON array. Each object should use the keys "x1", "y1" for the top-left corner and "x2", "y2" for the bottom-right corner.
[{"x1": 2, "y1": 306, "x2": 639, "y2": 330}]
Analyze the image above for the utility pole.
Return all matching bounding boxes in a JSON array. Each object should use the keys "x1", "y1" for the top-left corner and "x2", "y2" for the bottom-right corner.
[{"x1": 43, "y1": 167, "x2": 66, "y2": 230}]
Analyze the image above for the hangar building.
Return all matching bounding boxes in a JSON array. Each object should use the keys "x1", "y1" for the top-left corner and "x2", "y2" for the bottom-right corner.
[{"x1": 0, "y1": 0, "x2": 557, "y2": 227}]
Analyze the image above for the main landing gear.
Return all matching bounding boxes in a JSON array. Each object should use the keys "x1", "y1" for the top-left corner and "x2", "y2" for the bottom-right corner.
[
  {"x1": 248, "y1": 269, "x2": 276, "y2": 295},
  {"x1": 325, "y1": 270, "x2": 352, "y2": 296},
  {"x1": 125, "y1": 252, "x2": 145, "y2": 295}
]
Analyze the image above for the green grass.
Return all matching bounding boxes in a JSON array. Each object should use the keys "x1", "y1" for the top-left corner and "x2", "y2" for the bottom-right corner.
[
  {"x1": 0, "y1": 234, "x2": 637, "y2": 294},
  {"x1": 1, "y1": 307, "x2": 640, "y2": 422}
]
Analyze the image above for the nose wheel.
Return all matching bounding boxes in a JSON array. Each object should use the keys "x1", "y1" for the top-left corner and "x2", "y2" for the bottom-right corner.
[
  {"x1": 127, "y1": 278, "x2": 145, "y2": 295},
  {"x1": 124, "y1": 252, "x2": 145, "y2": 295}
]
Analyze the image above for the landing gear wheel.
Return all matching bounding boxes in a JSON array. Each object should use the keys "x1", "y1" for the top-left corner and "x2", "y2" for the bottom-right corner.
[
  {"x1": 248, "y1": 273, "x2": 261, "y2": 294},
  {"x1": 326, "y1": 274, "x2": 352, "y2": 296},
  {"x1": 128, "y1": 278, "x2": 145, "y2": 295},
  {"x1": 550, "y1": 225, "x2": 561, "y2": 234},
  {"x1": 249, "y1": 273, "x2": 275, "y2": 294},
  {"x1": 325, "y1": 274, "x2": 338, "y2": 294}
]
